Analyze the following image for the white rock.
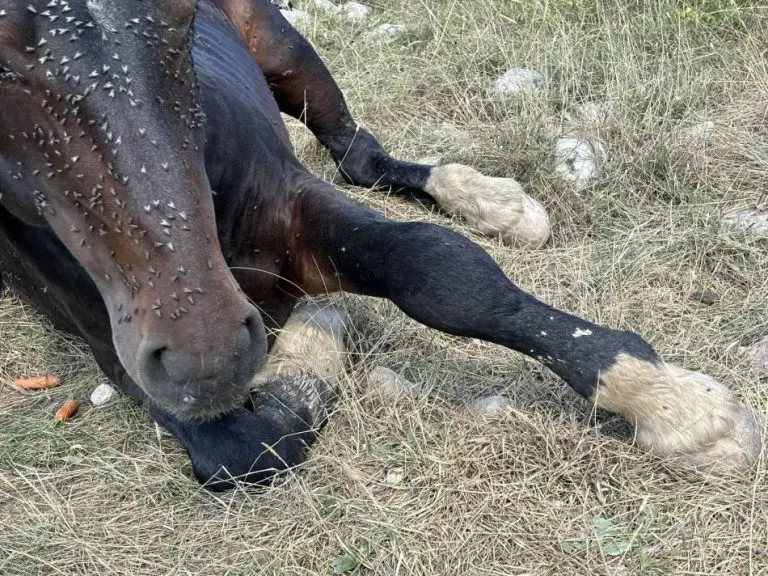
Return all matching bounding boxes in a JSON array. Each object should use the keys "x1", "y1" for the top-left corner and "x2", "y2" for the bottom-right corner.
[
  {"x1": 310, "y1": 0, "x2": 370, "y2": 21},
  {"x1": 342, "y1": 1, "x2": 371, "y2": 21},
  {"x1": 280, "y1": 8, "x2": 310, "y2": 26},
  {"x1": 553, "y1": 137, "x2": 603, "y2": 189},
  {"x1": 367, "y1": 366, "x2": 420, "y2": 399},
  {"x1": 686, "y1": 121, "x2": 716, "y2": 142},
  {"x1": 490, "y1": 68, "x2": 544, "y2": 99},
  {"x1": 312, "y1": 0, "x2": 341, "y2": 13},
  {"x1": 720, "y1": 209, "x2": 768, "y2": 238},
  {"x1": 574, "y1": 102, "x2": 608, "y2": 125},
  {"x1": 364, "y1": 23, "x2": 407, "y2": 43},
  {"x1": 566, "y1": 100, "x2": 617, "y2": 129},
  {"x1": 466, "y1": 395, "x2": 511, "y2": 419},
  {"x1": 90, "y1": 383, "x2": 117, "y2": 406},
  {"x1": 385, "y1": 466, "x2": 405, "y2": 485},
  {"x1": 270, "y1": 0, "x2": 292, "y2": 8},
  {"x1": 742, "y1": 336, "x2": 768, "y2": 371}
]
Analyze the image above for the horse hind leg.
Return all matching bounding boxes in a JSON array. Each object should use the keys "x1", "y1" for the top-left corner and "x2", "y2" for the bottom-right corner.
[{"x1": 221, "y1": 0, "x2": 550, "y2": 248}]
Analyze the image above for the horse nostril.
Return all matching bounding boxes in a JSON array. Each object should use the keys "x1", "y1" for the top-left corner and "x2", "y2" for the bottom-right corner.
[
  {"x1": 242, "y1": 309, "x2": 267, "y2": 360},
  {"x1": 152, "y1": 346, "x2": 167, "y2": 364},
  {"x1": 136, "y1": 309, "x2": 266, "y2": 399},
  {"x1": 242, "y1": 310, "x2": 260, "y2": 335},
  {"x1": 136, "y1": 341, "x2": 172, "y2": 390},
  {"x1": 142, "y1": 343, "x2": 202, "y2": 388},
  {"x1": 243, "y1": 312, "x2": 258, "y2": 332}
]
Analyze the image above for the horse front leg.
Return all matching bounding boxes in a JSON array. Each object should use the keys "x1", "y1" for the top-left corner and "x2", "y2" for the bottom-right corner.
[{"x1": 287, "y1": 180, "x2": 762, "y2": 471}]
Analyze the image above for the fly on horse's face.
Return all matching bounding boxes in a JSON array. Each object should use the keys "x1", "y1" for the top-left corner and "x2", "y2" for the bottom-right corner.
[{"x1": 0, "y1": 0, "x2": 266, "y2": 420}]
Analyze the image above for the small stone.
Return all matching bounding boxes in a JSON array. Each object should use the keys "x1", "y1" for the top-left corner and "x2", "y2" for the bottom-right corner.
[
  {"x1": 742, "y1": 336, "x2": 768, "y2": 371},
  {"x1": 385, "y1": 466, "x2": 405, "y2": 485},
  {"x1": 689, "y1": 291, "x2": 718, "y2": 306},
  {"x1": 90, "y1": 383, "x2": 117, "y2": 406},
  {"x1": 466, "y1": 395, "x2": 511, "y2": 419},
  {"x1": 490, "y1": 68, "x2": 543, "y2": 100},
  {"x1": 565, "y1": 99, "x2": 617, "y2": 129},
  {"x1": 342, "y1": 1, "x2": 371, "y2": 21},
  {"x1": 575, "y1": 102, "x2": 609, "y2": 125},
  {"x1": 364, "y1": 23, "x2": 407, "y2": 43},
  {"x1": 313, "y1": 0, "x2": 341, "y2": 13},
  {"x1": 367, "y1": 366, "x2": 420, "y2": 399},
  {"x1": 553, "y1": 137, "x2": 603, "y2": 190},
  {"x1": 720, "y1": 209, "x2": 768, "y2": 238},
  {"x1": 686, "y1": 121, "x2": 716, "y2": 142}
]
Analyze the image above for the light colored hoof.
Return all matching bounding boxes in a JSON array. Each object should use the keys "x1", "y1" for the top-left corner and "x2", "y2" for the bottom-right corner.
[
  {"x1": 512, "y1": 194, "x2": 550, "y2": 249},
  {"x1": 425, "y1": 164, "x2": 551, "y2": 248},
  {"x1": 639, "y1": 400, "x2": 762, "y2": 472},
  {"x1": 252, "y1": 301, "x2": 349, "y2": 389},
  {"x1": 634, "y1": 366, "x2": 763, "y2": 471},
  {"x1": 288, "y1": 300, "x2": 349, "y2": 346},
  {"x1": 598, "y1": 356, "x2": 762, "y2": 472}
]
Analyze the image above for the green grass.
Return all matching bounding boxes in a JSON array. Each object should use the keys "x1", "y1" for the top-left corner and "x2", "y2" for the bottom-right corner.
[{"x1": 1, "y1": 0, "x2": 767, "y2": 574}]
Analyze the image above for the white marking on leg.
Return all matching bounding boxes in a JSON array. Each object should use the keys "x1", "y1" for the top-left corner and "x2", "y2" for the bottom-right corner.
[
  {"x1": 251, "y1": 302, "x2": 349, "y2": 424},
  {"x1": 572, "y1": 328, "x2": 592, "y2": 338},
  {"x1": 424, "y1": 164, "x2": 550, "y2": 248},
  {"x1": 595, "y1": 353, "x2": 761, "y2": 470},
  {"x1": 252, "y1": 301, "x2": 349, "y2": 387}
]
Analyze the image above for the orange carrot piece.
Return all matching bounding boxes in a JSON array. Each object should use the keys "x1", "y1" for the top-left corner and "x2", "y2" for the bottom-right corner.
[
  {"x1": 53, "y1": 400, "x2": 78, "y2": 422},
  {"x1": 13, "y1": 375, "x2": 60, "y2": 390}
]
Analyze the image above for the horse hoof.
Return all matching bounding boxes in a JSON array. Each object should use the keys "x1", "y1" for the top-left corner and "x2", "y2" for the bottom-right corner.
[{"x1": 425, "y1": 164, "x2": 551, "y2": 248}]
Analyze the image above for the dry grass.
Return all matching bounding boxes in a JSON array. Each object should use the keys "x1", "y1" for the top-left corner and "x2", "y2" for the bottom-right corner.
[{"x1": 2, "y1": 0, "x2": 768, "y2": 574}]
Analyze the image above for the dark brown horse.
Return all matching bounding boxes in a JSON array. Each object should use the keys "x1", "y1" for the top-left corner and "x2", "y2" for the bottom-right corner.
[{"x1": 0, "y1": 0, "x2": 760, "y2": 490}]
